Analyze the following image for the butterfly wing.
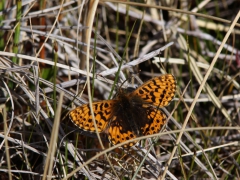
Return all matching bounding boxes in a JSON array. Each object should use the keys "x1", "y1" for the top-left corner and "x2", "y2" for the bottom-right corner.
[
  {"x1": 69, "y1": 100, "x2": 116, "y2": 132},
  {"x1": 141, "y1": 106, "x2": 167, "y2": 135},
  {"x1": 130, "y1": 74, "x2": 176, "y2": 107},
  {"x1": 108, "y1": 117, "x2": 138, "y2": 148}
]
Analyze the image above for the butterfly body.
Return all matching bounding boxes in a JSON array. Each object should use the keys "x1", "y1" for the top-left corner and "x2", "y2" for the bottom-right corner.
[
  {"x1": 111, "y1": 91, "x2": 147, "y2": 138},
  {"x1": 69, "y1": 74, "x2": 176, "y2": 148}
]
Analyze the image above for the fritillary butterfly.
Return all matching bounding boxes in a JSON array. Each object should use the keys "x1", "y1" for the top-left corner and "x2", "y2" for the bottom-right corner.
[{"x1": 69, "y1": 74, "x2": 176, "y2": 147}]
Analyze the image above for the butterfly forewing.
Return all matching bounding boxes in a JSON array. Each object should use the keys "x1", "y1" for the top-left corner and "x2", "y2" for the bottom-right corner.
[
  {"x1": 130, "y1": 74, "x2": 176, "y2": 107},
  {"x1": 69, "y1": 100, "x2": 116, "y2": 132}
]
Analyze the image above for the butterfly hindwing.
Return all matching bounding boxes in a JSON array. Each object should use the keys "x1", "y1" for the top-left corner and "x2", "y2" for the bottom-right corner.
[
  {"x1": 141, "y1": 106, "x2": 167, "y2": 135},
  {"x1": 108, "y1": 119, "x2": 138, "y2": 148}
]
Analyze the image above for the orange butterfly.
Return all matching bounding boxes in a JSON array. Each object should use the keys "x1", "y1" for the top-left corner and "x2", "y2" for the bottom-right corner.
[{"x1": 69, "y1": 74, "x2": 176, "y2": 147}]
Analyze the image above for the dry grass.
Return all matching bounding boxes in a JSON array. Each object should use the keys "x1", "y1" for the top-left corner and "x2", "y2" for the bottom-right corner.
[{"x1": 0, "y1": 0, "x2": 240, "y2": 179}]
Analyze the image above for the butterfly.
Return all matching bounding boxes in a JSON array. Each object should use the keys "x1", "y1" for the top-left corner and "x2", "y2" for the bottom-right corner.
[{"x1": 69, "y1": 74, "x2": 176, "y2": 148}]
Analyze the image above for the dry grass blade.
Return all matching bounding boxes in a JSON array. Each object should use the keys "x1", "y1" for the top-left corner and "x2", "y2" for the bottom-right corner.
[{"x1": 42, "y1": 92, "x2": 63, "y2": 180}]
